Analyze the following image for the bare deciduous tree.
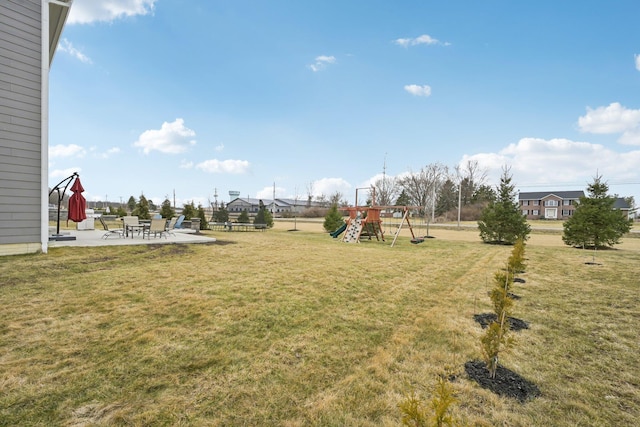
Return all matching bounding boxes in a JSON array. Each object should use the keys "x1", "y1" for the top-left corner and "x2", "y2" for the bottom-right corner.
[{"x1": 370, "y1": 175, "x2": 399, "y2": 207}]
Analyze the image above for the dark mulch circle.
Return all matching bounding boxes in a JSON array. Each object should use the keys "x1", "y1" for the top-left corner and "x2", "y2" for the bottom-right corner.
[
  {"x1": 465, "y1": 360, "x2": 540, "y2": 403},
  {"x1": 473, "y1": 313, "x2": 529, "y2": 331},
  {"x1": 513, "y1": 277, "x2": 526, "y2": 284}
]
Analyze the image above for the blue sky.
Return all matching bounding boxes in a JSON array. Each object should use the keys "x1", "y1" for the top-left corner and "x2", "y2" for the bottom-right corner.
[{"x1": 50, "y1": 0, "x2": 640, "y2": 208}]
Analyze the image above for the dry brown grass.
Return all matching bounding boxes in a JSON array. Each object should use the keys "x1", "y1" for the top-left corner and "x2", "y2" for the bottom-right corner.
[{"x1": 1, "y1": 223, "x2": 638, "y2": 425}]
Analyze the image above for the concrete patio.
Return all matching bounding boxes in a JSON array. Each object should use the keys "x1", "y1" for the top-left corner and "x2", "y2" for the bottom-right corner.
[{"x1": 48, "y1": 228, "x2": 216, "y2": 248}]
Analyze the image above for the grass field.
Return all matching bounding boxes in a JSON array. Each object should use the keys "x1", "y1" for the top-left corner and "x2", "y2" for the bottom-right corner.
[{"x1": 1, "y1": 223, "x2": 639, "y2": 425}]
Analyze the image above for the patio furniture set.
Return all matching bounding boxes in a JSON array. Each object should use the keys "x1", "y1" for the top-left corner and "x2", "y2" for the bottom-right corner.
[{"x1": 99, "y1": 215, "x2": 185, "y2": 240}]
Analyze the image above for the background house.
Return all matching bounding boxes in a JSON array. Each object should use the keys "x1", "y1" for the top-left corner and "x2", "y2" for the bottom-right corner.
[
  {"x1": 518, "y1": 191, "x2": 584, "y2": 220},
  {"x1": 0, "y1": 0, "x2": 72, "y2": 255}
]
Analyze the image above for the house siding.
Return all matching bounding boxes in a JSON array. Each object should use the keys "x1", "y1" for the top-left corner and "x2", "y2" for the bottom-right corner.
[{"x1": 0, "y1": 0, "x2": 42, "y2": 248}]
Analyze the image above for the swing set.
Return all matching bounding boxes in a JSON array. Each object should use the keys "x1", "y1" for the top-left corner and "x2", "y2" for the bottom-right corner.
[{"x1": 335, "y1": 188, "x2": 428, "y2": 246}]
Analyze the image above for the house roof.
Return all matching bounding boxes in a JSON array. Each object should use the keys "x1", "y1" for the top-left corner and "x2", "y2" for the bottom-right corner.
[
  {"x1": 518, "y1": 191, "x2": 585, "y2": 200},
  {"x1": 49, "y1": 0, "x2": 73, "y2": 65},
  {"x1": 614, "y1": 198, "x2": 631, "y2": 210}
]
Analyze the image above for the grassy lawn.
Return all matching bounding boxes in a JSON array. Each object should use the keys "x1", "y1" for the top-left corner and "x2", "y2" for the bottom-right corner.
[{"x1": 1, "y1": 225, "x2": 639, "y2": 425}]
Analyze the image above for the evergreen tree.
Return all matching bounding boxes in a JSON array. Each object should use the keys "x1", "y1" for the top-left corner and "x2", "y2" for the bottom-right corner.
[
  {"x1": 395, "y1": 190, "x2": 411, "y2": 207},
  {"x1": 237, "y1": 210, "x2": 250, "y2": 223},
  {"x1": 196, "y1": 204, "x2": 208, "y2": 230},
  {"x1": 435, "y1": 179, "x2": 458, "y2": 216},
  {"x1": 127, "y1": 196, "x2": 136, "y2": 213},
  {"x1": 562, "y1": 176, "x2": 632, "y2": 248},
  {"x1": 182, "y1": 201, "x2": 196, "y2": 219},
  {"x1": 254, "y1": 203, "x2": 274, "y2": 228},
  {"x1": 213, "y1": 203, "x2": 229, "y2": 223},
  {"x1": 478, "y1": 167, "x2": 530, "y2": 244},
  {"x1": 159, "y1": 198, "x2": 175, "y2": 219},
  {"x1": 323, "y1": 203, "x2": 344, "y2": 232},
  {"x1": 131, "y1": 194, "x2": 151, "y2": 219}
]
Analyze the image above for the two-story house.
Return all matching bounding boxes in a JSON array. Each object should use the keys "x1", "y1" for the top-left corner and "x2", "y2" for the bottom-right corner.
[{"x1": 518, "y1": 191, "x2": 584, "y2": 220}]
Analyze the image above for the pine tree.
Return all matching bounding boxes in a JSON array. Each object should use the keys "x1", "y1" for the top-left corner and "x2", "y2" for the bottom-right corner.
[
  {"x1": 159, "y1": 198, "x2": 175, "y2": 219},
  {"x1": 126, "y1": 196, "x2": 136, "y2": 213},
  {"x1": 254, "y1": 204, "x2": 273, "y2": 228},
  {"x1": 131, "y1": 194, "x2": 150, "y2": 219},
  {"x1": 478, "y1": 167, "x2": 530, "y2": 245},
  {"x1": 237, "y1": 210, "x2": 250, "y2": 223},
  {"x1": 562, "y1": 176, "x2": 632, "y2": 248},
  {"x1": 435, "y1": 179, "x2": 458, "y2": 217},
  {"x1": 323, "y1": 203, "x2": 344, "y2": 232},
  {"x1": 196, "y1": 204, "x2": 208, "y2": 230},
  {"x1": 213, "y1": 203, "x2": 229, "y2": 223},
  {"x1": 182, "y1": 201, "x2": 196, "y2": 220}
]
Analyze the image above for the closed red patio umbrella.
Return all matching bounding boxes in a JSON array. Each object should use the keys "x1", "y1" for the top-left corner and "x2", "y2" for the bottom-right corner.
[{"x1": 67, "y1": 176, "x2": 87, "y2": 224}]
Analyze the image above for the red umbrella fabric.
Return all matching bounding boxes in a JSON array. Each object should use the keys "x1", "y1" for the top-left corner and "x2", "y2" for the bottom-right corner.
[{"x1": 67, "y1": 176, "x2": 87, "y2": 224}]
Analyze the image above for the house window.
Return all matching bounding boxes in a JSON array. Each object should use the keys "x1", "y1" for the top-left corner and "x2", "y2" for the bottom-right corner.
[
  {"x1": 533, "y1": 200, "x2": 539, "y2": 206},
  {"x1": 563, "y1": 200, "x2": 571, "y2": 206},
  {"x1": 522, "y1": 210, "x2": 529, "y2": 216},
  {"x1": 562, "y1": 210, "x2": 572, "y2": 216},
  {"x1": 522, "y1": 200, "x2": 529, "y2": 206},
  {"x1": 545, "y1": 200, "x2": 558, "y2": 207},
  {"x1": 532, "y1": 210, "x2": 539, "y2": 215}
]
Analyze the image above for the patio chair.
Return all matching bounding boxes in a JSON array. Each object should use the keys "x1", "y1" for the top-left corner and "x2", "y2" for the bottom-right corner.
[
  {"x1": 98, "y1": 216, "x2": 124, "y2": 239},
  {"x1": 166, "y1": 217, "x2": 178, "y2": 236},
  {"x1": 144, "y1": 218, "x2": 169, "y2": 239},
  {"x1": 122, "y1": 216, "x2": 140, "y2": 237}
]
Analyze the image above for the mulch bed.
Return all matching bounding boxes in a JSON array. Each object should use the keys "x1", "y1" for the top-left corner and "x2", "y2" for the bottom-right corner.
[
  {"x1": 473, "y1": 313, "x2": 529, "y2": 331},
  {"x1": 465, "y1": 360, "x2": 540, "y2": 402}
]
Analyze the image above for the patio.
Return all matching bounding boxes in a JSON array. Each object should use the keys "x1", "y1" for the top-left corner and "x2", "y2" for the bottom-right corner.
[{"x1": 48, "y1": 228, "x2": 216, "y2": 248}]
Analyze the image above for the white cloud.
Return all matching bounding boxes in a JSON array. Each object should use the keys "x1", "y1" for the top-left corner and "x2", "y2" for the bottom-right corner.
[
  {"x1": 50, "y1": 167, "x2": 82, "y2": 180},
  {"x1": 179, "y1": 160, "x2": 194, "y2": 169},
  {"x1": 256, "y1": 186, "x2": 287, "y2": 200},
  {"x1": 309, "y1": 55, "x2": 336, "y2": 72},
  {"x1": 404, "y1": 84, "x2": 432, "y2": 97},
  {"x1": 635, "y1": 54, "x2": 640, "y2": 71},
  {"x1": 215, "y1": 143, "x2": 225, "y2": 152},
  {"x1": 50, "y1": 144, "x2": 86, "y2": 158},
  {"x1": 394, "y1": 34, "x2": 450, "y2": 47},
  {"x1": 134, "y1": 118, "x2": 197, "y2": 154},
  {"x1": 578, "y1": 102, "x2": 640, "y2": 145},
  {"x1": 195, "y1": 159, "x2": 250, "y2": 174},
  {"x1": 67, "y1": 0, "x2": 157, "y2": 24},
  {"x1": 312, "y1": 177, "x2": 352, "y2": 198},
  {"x1": 57, "y1": 39, "x2": 92, "y2": 63},
  {"x1": 461, "y1": 137, "x2": 640, "y2": 192}
]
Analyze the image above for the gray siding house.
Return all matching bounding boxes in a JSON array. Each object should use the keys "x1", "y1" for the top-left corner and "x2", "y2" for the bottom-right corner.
[{"x1": 0, "y1": 0, "x2": 71, "y2": 255}]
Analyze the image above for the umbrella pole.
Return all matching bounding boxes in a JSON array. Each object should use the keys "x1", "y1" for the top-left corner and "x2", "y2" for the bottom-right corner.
[{"x1": 48, "y1": 172, "x2": 78, "y2": 241}]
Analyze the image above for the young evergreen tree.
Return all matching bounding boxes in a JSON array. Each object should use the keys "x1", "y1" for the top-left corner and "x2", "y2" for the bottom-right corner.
[
  {"x1": 126, "y1": 195, "x2": 136, "y2": 213},
  {"x1": 237, "y1": 210, "x2": 250, "y2": 223},
  {"x1": 213, "y1": 203, "x2": 229, "y2": 223},
  {"x1": 323, "y1": 203, "x2": 344, "y2": 232},
  {"x1": 159, "y1": 198, "x2": 175, "y2": 219},
  {"x1": 196, "y1": 204, "x2": 208, "y2": 230},
  {"x1": 253, "y1": 204, "x2": 274, "y2": 227},
  {"x1": 562, "y1": 176, "x2": 632, "y2": 248},
  {"x1": 131, "y1": 194, "x2": 150, "y2": 219},
  {"x1": 478, "y1": 167, "x2": 530, "y2": 245},
  {"x1": 182, "y1": 201, "x2": 196, "y2": 220}
]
